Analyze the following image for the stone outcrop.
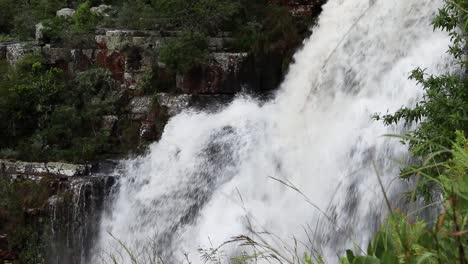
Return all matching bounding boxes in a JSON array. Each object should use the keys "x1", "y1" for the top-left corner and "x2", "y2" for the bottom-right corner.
[
  {"x1": 269, "y1": 0, "x2": 327, "y2": 17},
  {"x1": 5, "y1": 42, "x2": 41, "y2": 64},
  {"x1": 56, "y1": 8, "x2": 75, "y2": 18},
  {"x1": 0, "y1": 26, "x2": 290, "y2": 144},
  {"x1": 0, "y1": 160, "x2": 91, "y2": 178},
  {"x1": 0, "y1": 160, "x2": 118, "y2": 264}
]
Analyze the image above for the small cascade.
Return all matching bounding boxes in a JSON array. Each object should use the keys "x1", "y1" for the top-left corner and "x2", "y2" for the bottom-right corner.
[{"x1": 46, "y1": 175, "x2": 116, "y2": 264}]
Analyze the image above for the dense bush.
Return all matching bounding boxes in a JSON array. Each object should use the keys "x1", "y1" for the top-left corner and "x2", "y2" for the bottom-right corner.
[
  {"x1": 0, "y1": 55, "x2": 117, "y2": 162},
  {"x1": 72, "y1": 1, "x2": 99, "y2": 33},
  {"x1": 0, "y1": 0, "x2": 65, "y2": 40}
]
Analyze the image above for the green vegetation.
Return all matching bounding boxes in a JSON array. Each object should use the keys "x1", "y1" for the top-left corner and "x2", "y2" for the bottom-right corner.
[
  {"x1": 0, "y1": 0, "x2": 116, "y2": 41},
  {"x1": 0, "y1": 0, "x2": 64, "y2": 40},
  {"x1": 342, "y1": 133, "x2": 468, "y2": 264},
  {"x1": 41, "y1": 1, "x2": 102, "y2": 46},
  {"x1": 0, "y1": 54, "x2": 116, "y2": 162},
  {"x1": 374, "y1": 0, "x2": 468, "y2": 199},
  {"x1": 107, "y1": 0, "x2": 308, "y2": 73},
  {"x1": 345, "y1": 0, "x2": 468, "y2": 263}
]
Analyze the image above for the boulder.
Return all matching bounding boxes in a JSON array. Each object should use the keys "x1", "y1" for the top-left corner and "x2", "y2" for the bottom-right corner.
[
  {"x1": 35, "y1": 22, "x2": 45, "y2": 42},
  {"x1": 43, "y1": 44, "x2": 71, "y2": 64},
  {"x1": 56, "y1": 8, "x2": 75, "y2": 18},
  {"x1": 268, "y1": 0, "x2": 326, "y2": 17}
]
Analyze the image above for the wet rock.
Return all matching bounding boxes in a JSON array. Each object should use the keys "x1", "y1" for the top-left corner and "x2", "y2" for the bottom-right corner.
[
  {"x1": 139, "y1": 121, "x2": 155, "y2": 140},
  {"x1": 129, "y1": 96, "x2": 153, "y2": 120},
  {"x1": 57, "y1": 8, "x2": 75, "y2": 18},
  {"x1": 156, "y1": 93, "x2": 192, "y2": 116},
  {"x1": 43, "y1": 44, "x2": 71, "y2": 64},
  {"x1": 269, "y1": 0, "x2": 326, "y2": 17},
  {"x1": 189, "y1": 94, "x2": 234, "y2": 112},
  {"x1": 177, "y1": 52, "x2": 248, "y2": 94},
  {"x1": 45, "y1": 175, "x2": 116, "y2": 264},
  {"x1": 212, "y1": 53, "x2": 248, "y2": 73}
]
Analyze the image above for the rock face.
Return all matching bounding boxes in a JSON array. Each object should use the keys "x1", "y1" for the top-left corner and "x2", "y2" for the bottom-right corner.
[
  {"x1": 269, "y1": 0, "x2": 327, "y2": 17},
  {"x1": 0, "y1": 160, "x2": 118, "y2": 264},
  {"x1": 0, "y1": 27, "x2": 293, "y2": 144},
  {"x1": 129, "y1": 96, "x2": 153, "y2": 120},
  {"x1": 5, "y1": 42, "x2": 41, "y2": 64},
  {"x1": 177, "y1": 53, "x2": 249, "y2": 94},
  {"x1": 0, "y1": 44, "x2": 6, "y2": 60},
  {"x1": 0, "y1": 160, "x2": 91, "y2": 177}
]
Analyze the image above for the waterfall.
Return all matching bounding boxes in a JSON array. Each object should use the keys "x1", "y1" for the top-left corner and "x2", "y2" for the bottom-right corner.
[{"x1": 93, "y1": 0, "x2": 451, "y2": 263}]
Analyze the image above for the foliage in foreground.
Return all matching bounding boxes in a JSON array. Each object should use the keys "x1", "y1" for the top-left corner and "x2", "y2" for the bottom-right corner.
[
  {"x1": 343, "y1": 0, "x2": 468, "y2": 263},
  {"x1": 374, "y1": 0, "x2": 468, "y2": 199},
  {"x1": 342, "y1": 133, "x2": 468, "y2": 264}
]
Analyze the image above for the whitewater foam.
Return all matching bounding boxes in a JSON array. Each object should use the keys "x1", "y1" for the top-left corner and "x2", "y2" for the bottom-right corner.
[{"x1": 93, "y1": 0, "x2": 451, "y2": 263}]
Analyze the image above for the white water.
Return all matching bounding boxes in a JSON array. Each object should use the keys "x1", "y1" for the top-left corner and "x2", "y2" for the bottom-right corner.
[{"x1": 93, "y1": 0, "x2": 450, "y2": 263}]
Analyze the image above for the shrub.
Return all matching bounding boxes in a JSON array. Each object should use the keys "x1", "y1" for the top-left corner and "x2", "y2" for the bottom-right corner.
[
  {"x1": 72, "y1": 1, "x2": 99, "y2": 34},
  {"x1": 0, "y1": 58, "x2": 117, "y2": 162},
  {"x1": 2, "y1": 0, "x2": 64, "y2": 40},
  {"x1": 42, "y1": 16, "x2": 71, "y2": 43}
]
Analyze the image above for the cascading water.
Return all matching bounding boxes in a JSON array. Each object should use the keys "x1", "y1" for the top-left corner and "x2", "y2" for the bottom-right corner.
[{"x1": 92, "y1": 0, "x2": 451, "y2": 263}]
